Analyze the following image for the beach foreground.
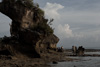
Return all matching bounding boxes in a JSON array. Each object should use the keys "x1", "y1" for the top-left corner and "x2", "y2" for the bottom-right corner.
[{"x1": 1, "y1": 48, "x2": 100, "y2": 67}]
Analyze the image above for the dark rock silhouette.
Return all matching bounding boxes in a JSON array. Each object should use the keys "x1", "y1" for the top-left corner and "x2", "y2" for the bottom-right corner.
[
  {"x1": 72, "y1": 46, "x2": 77, "y2": 55},
  {"x1": 0, "y1": 0, "x2": 59, "y2": 58},
  {"x1": 77, "y1": 46, "x2": 85, "y2": 56}
]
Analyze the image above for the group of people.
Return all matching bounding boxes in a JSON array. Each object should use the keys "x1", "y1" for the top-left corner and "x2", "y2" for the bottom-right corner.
[{"x1": 72, "y1": 46, "x2": 85, "y2": 56}]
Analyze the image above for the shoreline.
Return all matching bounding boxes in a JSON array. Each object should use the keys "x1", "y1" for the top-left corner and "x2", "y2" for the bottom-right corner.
[
  {"x1": 65, "y1": 49, "x2": 100, "y2": 57},
  {"x1": 65, "y1": 49, "x2": 100, "y2": 52},
  {"x1": 0, "y1": 49, "x2": 100, "y2": 67}
]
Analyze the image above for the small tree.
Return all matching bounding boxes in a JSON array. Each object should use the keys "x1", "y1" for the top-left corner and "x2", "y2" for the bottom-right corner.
[
  {"x1": 48, "y1": 18, "x2": 54, "y2": 25},
  {"x1": 23, "y1": 0, "x2": 34, "y2": 8},
  {"x1": 16, "y1": 0, "x2": 34, "y2": 8}
]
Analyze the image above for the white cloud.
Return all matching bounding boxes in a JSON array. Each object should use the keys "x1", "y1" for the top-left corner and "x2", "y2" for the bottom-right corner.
[
  {"x1": 43, "y1": 2, "x2": 64, "y2": 19},
  {"x1": 57, "y1": 24, "x2": 73, "y2": 38},
  {"x1": 56, "y1": 24, "x2": 84, "y2": 39}
]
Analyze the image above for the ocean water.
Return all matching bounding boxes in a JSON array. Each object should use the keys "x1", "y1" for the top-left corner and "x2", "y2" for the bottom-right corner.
[
  {"x1": 51, "y1": 52, "x2": 100, "y2": 67},
  {"x1": 85, "y1": 52, "x2": 100, "y2": 55}
]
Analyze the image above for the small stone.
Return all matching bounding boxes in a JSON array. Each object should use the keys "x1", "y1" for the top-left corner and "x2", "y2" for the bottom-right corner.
[{"x1": 52, "y1": 61, "x2": 58, "y2": 64}]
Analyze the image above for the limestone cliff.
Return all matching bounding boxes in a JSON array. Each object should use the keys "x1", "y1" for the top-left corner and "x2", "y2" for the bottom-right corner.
[{"x1": 0, "y1": 0, "x2": 59, "y2": 58}]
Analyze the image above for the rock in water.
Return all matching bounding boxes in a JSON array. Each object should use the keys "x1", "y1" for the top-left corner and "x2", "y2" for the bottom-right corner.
[{"x1": 0, "y1": 0, "x2": 59, "y2": 58}]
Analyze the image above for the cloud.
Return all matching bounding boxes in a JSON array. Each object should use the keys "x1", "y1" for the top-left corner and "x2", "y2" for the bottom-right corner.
[
  {"x1": 43, "y1": 2, "x2": 64, "y2": 19},
  {"x1": 56, "y1": 24, "x2": 100, "y2": 48},
  {"x1": 56, "y1": 24, "x2": 84, "y2": 39},
  {"x1": 57, "y1": 24, "x2": 73, "y2": 38}
]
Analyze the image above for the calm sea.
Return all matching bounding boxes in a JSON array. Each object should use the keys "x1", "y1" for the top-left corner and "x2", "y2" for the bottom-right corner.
[{"x1": 51, "y1": 52, "x2": 100, "y2": 67}]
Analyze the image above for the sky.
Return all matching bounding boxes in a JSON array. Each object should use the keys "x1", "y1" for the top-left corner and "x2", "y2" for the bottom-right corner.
[{"x1": 0, "y1": 0, "x2": 100, "y2": 48}]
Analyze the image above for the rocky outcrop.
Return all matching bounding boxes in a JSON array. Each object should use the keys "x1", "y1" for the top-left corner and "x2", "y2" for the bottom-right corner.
[{"x1": 0, "y1": 0, "x2": 59, "y2": 58}]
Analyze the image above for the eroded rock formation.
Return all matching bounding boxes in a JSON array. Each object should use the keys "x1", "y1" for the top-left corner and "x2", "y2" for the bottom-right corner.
[{"x1": 0, "y1": 0, "x2": 59, "y2": 58}]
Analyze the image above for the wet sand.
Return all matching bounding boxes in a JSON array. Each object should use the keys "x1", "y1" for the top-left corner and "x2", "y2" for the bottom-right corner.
[{"x1": 0, "y1": 51, "x2": 67, "y2": 67}]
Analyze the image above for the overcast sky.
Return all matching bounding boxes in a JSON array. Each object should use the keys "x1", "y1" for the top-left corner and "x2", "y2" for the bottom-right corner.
[{"x1": 0, "y1": 0, "x2": 100, "y2": 48}]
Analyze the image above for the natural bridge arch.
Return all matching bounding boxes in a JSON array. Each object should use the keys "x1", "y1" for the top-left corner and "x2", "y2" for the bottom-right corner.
[{"x1": 0, "y1": 0, "x2": 59, "y2": 58}]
